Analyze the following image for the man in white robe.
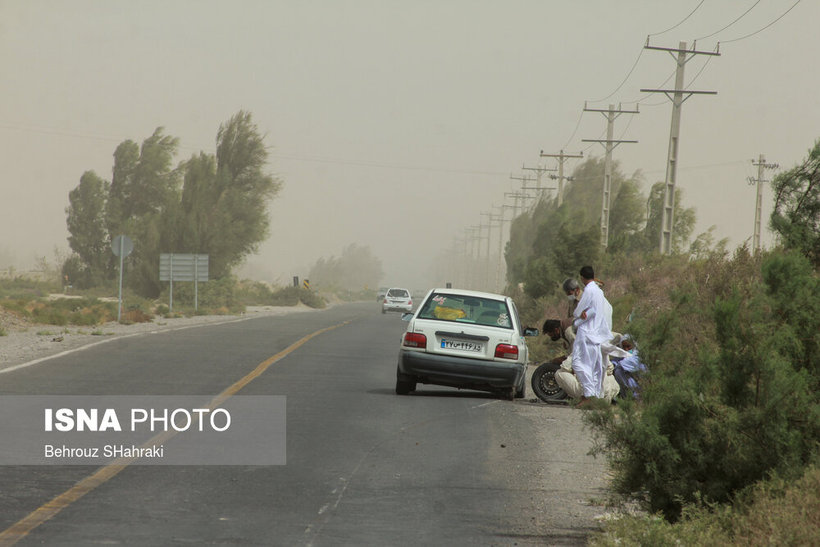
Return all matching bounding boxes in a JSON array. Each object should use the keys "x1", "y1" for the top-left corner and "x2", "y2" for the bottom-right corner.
[
  {"x1": 571, "y1": 266, "x2": 613, "y2": 402},
  {"x1": 547, "y1": 320, "x2": 621, "y2": 402}
]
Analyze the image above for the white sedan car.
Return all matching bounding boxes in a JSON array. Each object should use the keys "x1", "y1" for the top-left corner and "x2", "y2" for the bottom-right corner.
[
  {"x1": 381, "y1": 287, "x2": 413, "y2": 314},
  {"x1": 395, "y1": 288, "x2": 538, "y2": 400}
]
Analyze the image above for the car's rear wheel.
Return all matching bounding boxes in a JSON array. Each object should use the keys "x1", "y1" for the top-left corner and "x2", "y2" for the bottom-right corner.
[
  {"x1": 395, "y1": 372, "x2": 416, "y2": 395},
  {"x1": 498, "y1": 386, "x2": 516, "y2": 401},
  {"x1": 515, "y1": 376, "x2": 526, "y2": 399},
  {"x1": 531, "y1": 362, "x2": 567, "y2": 403}
]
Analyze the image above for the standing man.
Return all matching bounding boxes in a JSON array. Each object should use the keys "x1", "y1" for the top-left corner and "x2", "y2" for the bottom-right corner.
[{"x1": 571, "y1": 265, "x2": 613, "y2": 405}]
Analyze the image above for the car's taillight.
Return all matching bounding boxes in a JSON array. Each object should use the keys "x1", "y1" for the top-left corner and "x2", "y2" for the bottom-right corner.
[
  {"x1": 494, "y1": 343, "x2": 519, "y2": 359},
  {"x1": 403, "y1": 332, "x2": 427, "y2": 349}
]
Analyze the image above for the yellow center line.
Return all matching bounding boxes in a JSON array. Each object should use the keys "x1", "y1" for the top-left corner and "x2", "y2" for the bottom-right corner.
[{"x1": 0, "y1": 320, "x2": 351, "y2": 546}]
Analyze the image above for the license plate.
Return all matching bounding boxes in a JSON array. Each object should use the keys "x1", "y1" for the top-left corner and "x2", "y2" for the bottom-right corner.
[{"x1": 441, "y1": 339, "x2": 483, "y2": 352}]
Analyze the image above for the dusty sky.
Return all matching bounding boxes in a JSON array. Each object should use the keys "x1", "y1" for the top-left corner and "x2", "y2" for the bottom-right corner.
[{"x1": 1, "y1": 1, "x2": 817, "y2": 289}]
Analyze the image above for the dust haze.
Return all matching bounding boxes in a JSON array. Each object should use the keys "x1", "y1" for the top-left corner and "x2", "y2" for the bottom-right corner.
[{"x1": 1, "y1": 1, "x2": 818, "y2": 290}]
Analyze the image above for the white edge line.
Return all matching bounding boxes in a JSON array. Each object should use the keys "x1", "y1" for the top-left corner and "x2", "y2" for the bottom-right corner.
[{"x1": 0, "y1": 314, "x2": 261, "y2": 376}]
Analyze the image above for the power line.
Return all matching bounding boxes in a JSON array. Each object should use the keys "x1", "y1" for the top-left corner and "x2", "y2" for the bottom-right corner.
[
  {"x1": 695, "y1": 0, "x2": 761, "y2": 41},
  {"x1": 648, "y1": 0, "x2": 707, "y2": 37},
  {"x1": 561, "y1": 110, "x2": 585, "y2": 150},
  {"x1": 268, "y1": 152, "x2": 509, "y2": 178},
  {"x1": 721, "y1": 0, "x2": 801, "y2": 44},
  {"x1": 684, "y1": 54, "x2": 716, "y2": 87},
  {"x1": 587, "y1": 48, "x2": 644, "y2": 104},
  {"x1": 556, "y1": 1, "x2": 710, "y2": 156}
]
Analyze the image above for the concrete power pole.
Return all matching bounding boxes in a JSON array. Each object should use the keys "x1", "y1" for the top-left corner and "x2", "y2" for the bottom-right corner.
[
  {"x1": 749, "y1": 154, "x2": 778, "y2": 253},
  {"x1": 521, "y1": 163, "x2": 557, "y2": 197},
  {"x1": 465, "y1": 227, "x2": 479, "y2": 289},
  {"x1": 539, "y1": 150, "x2": 583, "y2": 206},
  {"x1": 472, "y1": 224, "x2": 489, "y2": 290},
  {"x1": 491, "y1": 206, "x2": 507, "y2": 292},
  {"x1": 504, "y1": 192, "x2": 535, "y2": 220},
  {"x1": 641, "y1": 39, "x2": 719, "y2": 254},
  {"x1": 481, "y1": 211, "x2": 497, "y2": 291},
  {"x1": 582, "y1": 102, "x2": 639, "y2": 250}
]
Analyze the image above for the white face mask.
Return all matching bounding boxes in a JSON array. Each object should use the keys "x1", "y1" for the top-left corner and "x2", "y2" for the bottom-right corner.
[{"x1": 567, "y1": 294, "x2": 577, "y2": 302}]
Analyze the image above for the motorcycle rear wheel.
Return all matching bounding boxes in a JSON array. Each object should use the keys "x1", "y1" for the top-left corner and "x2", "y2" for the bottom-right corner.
[{"x1": 531, "y1": 362, "x2": 568, "y2": 403}]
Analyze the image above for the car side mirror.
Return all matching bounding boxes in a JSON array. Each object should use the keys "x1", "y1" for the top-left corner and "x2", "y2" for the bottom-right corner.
[
  {"x1": 523, "y1": 327, "x2": 539, "y2": 337},
  {"x1": 401, "y1": 313, "x2": 414, "y2": 321}
]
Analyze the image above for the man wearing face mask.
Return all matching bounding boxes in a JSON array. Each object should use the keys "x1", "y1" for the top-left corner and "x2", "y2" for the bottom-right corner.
[
  {"x1": 562, "y1": 278, "x2": 582, "y2": 318},
  {"x1": 563, "y1": 277, "x2": 612, "y2": 331}
]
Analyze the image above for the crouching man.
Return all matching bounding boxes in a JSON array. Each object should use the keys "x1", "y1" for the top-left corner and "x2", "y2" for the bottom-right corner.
[{"x1": 542, "y1": 318, "x2": 620, "y2": 403}]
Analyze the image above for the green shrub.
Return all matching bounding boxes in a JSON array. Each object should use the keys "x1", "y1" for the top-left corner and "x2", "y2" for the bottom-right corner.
[
  {"x1": 586, "y1": 248, "x2": 820, "y2": 521},
  {"x1": 269, "y1": 286, "x2": 300, "y2": 306},
  {"x1": 298, "y1": 288, "x2": 326, "y2": 309},
  {"x1": 591, "y1": 463, "x2": 820, "y2": 546},
  {"x1": 158, "y1": 277, "x2": 243, "y2": 314},
  {"x1": 32, "y1": 307, "x2": 68, "y2": 326}
]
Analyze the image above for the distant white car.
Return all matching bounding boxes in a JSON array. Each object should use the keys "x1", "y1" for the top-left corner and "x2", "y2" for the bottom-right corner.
[
  {"x1": 382, "y1": 287, "x2": 412, "y2": 314},
  {"x1": 395, "y1": 288, "x2": 538, "y2": 400}
]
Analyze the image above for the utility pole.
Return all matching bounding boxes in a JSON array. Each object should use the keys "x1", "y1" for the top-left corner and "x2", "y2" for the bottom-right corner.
[
  {"x1": 509, "y1": 172, "x2": 535, "y2": 215},
  {"x1": 539, "y1": 150, "x2": 583, "y2": 206},
  {"x1": 582, "y1": 102, "x2": 639, "y2": 250},
  {"x1": 519, "y1": 165, "x2": 557, "y2": 210},
  {"x1": 465, "y1": 226, "x2": 480, "y2": 289},
  {"x1": 519, "y1": 183, "x2": 557, "y2": 213},
  {"x1": 748, "y1": 154, "x2": 778, "y2": 254},
  {"x1": 510, "y1": 173, "x2": 534, "y2": 194},
  {"x1": 491, "y1": 206, "x2": 507, "y2": 292},
  {"x1": 472, "y1": 224, "x2": 489, "y2": 291},
  {"x1": 504, "y1": 191, "x2": 535, "y2": 220},
  {"x1": 521, "y1": 163, "x2": 557, "y2": 197},
  {"x1": 642, "y1": 39, "x2": 719, "y2": 255},
  {"x1": 481, "y1": 211, "x2": 496, "y2": 291}
]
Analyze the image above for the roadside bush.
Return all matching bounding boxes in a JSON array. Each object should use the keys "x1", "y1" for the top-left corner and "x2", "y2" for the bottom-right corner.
[
  {"x1": 0, "y1": 278, "x2": 59, "y2": 300},
  {"x1": 158, "y1": 277, "x2": 243, "y2": 314},
  {"x1": 235, "y1": 280, "x2": 276, "y2": 306},
  {"x1": 298, "y1": 288, "x2": 326, "y2": 309},
  {"x1": 590, "y1": 463, "x2": 820, "y2": 546},
  {"x1": 257, "y1": 285, "x2": 327, "y2": 309},
  {"x1": 268, "y1": 286, "x2": 300, "y2": 306},
  {"x1": 586, "y1": 248, "x2": 820, "y2": 521},
  {"x1": 31, "y1": 306, "x2": 68, "y2": 326}
]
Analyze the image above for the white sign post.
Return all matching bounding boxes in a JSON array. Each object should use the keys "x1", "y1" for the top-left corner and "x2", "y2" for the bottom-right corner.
[
  {"x1": 159, "y1": 254, "x2": 209, "y2": 312},
  {"x1": 111, "y1": 235, "x2": 134, "y2": 322}
]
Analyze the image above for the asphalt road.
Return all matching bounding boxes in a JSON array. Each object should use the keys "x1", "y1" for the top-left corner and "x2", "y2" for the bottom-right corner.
[{"x1": 0, "y1": 302, "x2": 608, "y2": 546}]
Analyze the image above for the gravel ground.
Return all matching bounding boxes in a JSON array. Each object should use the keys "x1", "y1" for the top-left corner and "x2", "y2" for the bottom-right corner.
[{"x1": 0, "y1": 305, "x2": 316, "y2": 373}]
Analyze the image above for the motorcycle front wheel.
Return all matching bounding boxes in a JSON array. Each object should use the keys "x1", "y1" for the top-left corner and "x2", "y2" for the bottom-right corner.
[{"x1": 531, "y1": 362, "x2": 568, "y2": 403}]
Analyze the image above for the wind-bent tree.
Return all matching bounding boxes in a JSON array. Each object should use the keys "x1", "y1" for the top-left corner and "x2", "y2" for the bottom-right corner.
[
  {"x1": 505, "y1": 157, "x2": 647, "y2": 298},
  {"x1": 64, "y1": 170, "x2": 110, "y2": 287},
  {"x1": 770, "y1": 139, "x2": 820, "y2": 266},
  {"x1": 103, "y1": 128, "x2": 181, "y2": 296},
  {"x1": 175, "y1": 111, "x2": 281, "y2": 278},
  {"x1": 640, "y1": 181, "x2": 696, "y2": 254},
  {"x1": 64, "y1": 111, "x2": 281, "y2": 297}
]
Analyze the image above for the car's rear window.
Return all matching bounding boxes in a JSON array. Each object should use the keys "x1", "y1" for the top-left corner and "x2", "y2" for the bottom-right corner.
[
  {"x1": 387, "y1": 289, "x2": 409, "y2": 298},
  {"x1": 417, "y1": 293, "x2": 512, "y2": 328}
]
